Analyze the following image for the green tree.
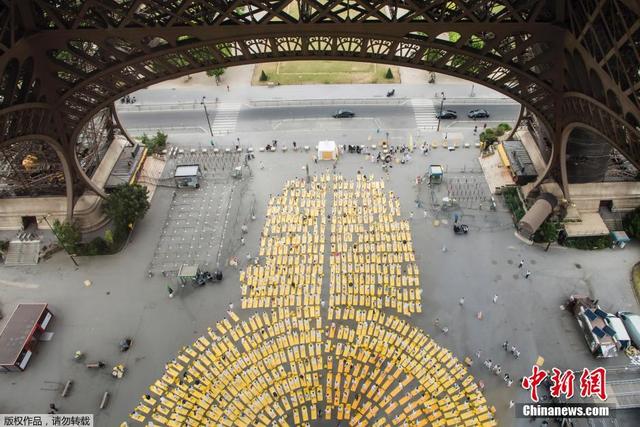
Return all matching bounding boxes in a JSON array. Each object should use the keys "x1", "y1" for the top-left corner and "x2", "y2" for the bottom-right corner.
[
  {"x1": 52, "y1": 219, "x2": 81, "y2": 254},
  {"x1": 140, "y1": 131, "x2": 167, "y2": 154},
  {"x1": 497, "y1": 123, "x2": 512, "y2": 133},
  {"x1": 479, "y1": 128, "x2": 498, "y2": 146},
  {"x1": 259, "y1": 70, "x2": 269, "y2": 81},
  {"x1": 153, "y1": 131, "x2": 167, "y2": 151},
  {"x1": 623, "y1": 207, "x2": 640, "y2": 238},
  {"x1": 102, "y1": 184, "x2": 150, "y2": 233},
  {"x1": 385, "y1": 68, "x2": 394, "y2": 79},
  {"x1": 206, "y1": 68, "x2": 225, "y2": 85}
]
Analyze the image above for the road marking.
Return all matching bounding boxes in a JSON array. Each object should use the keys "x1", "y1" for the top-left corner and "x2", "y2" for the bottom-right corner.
[
  {"x1": 411, "y1": 99, "x2": 438, "y2": 131},
  {"x1": 211, "y1": 102, "x2": 242, "y2": 135},
  {"x1": 128, "y1": 126, "x2": 207, "y2": 134},
  {"x1": 0, "y1": 279, "x2": 40, "y2": 289}
]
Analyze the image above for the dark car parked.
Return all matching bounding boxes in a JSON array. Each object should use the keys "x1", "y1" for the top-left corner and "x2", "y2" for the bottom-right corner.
[
  {"x1": 468, "y1": 109, "x2": 490, "y2": 119},
  {"x1": 436, "y1": 110, "x2": 457, "y2": 119},
  {"x1": 333, "y1": 110, "x2": 355, "y2": 118}
]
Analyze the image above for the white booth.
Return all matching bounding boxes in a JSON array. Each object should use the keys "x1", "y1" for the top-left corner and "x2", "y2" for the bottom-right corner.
[{"x1": 318, "y1": 140, "x2": 338, "y2": 160}]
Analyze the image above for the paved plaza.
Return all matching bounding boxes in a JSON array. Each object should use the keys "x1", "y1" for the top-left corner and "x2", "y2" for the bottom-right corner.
[
  {"x1": 3, "y1": 1, "x2": 640, "y2": 424},
  {"x1": 149, "y1": 152, "x2": 244, "y2": 274},
  {"x1": 1, "y1": 141, "x2": 640, "y2": 425}
]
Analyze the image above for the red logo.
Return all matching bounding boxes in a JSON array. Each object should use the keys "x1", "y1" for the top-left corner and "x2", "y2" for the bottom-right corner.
[
  {"x1": 522, "y1": 366, "x2": 608, "y2": 402},
  {"x1": 579, "y1": 367, "x2": 608, "y2": 401},
  {"x1": 549, "y1": 367, "x2": 575, "y2": 399},
  {"x1": 522, "y1": 365, "x2": 548, "y2": 402}
]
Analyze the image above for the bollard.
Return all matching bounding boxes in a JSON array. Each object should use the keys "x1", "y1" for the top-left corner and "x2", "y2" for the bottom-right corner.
[{"x1": 100, "y1": 391, "x2": 110, "y2": 409}]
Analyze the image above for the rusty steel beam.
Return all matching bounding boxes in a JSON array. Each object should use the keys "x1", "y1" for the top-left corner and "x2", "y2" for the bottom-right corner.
[{"x1": 0, "y1": 0, "x2": 638, "y2": 207}]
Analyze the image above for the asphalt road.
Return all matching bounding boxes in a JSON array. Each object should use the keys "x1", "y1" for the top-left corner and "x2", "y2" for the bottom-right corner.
[{"x1": 118, "y1": 103, "x2": 520, "y2": 133}]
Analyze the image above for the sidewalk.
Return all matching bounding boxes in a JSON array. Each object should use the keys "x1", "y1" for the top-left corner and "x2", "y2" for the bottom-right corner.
[
  {"x1": 151, "y1": 65, "x2": 255, "y2": 89},
  {"x1": 126, "y1": 64, "x2": 507, "y2": 107},
  {"x1": 126, "y1": 83, "x2": 509, "y2": 107}
]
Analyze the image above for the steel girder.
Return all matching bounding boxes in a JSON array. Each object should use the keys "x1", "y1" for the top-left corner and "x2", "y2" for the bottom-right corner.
[{"x1": 0, "y1": 0, "x2": 639, "y2": 207}]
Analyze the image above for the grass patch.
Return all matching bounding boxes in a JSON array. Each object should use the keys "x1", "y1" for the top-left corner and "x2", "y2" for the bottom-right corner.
[
  {"x1": 632, "y1": 263, "x2": 640, "y2": 303},
  {"x1": 252, "y1": 61, "x2": 401, "y2": 85}
]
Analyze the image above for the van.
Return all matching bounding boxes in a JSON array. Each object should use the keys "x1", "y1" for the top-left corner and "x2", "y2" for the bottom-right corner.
[
  {"x1": 618, "y1": 312, "x2": 640, "y2": 349},
  {"x1": 567, "y1": 295, "x2": 618, "y2": 358},
  {"x1": 606, "y1": 314, "x2": 631, "y2": 350}
]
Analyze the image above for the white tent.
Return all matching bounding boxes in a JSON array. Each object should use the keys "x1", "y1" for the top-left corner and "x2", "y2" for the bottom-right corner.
[{"x1": 318, "y1": 140, "x2": 338, "y2": 160}]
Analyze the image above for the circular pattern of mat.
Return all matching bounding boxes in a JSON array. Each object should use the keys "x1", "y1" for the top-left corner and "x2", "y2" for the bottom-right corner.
[{"x1": 128, "y1": 175, "x2": 495, "y2": 426}]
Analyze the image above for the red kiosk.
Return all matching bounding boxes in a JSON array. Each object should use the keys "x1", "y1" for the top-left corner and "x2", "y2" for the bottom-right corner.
[{"x1": 0, "y1": 303, "x2": 53, "y2": 372}]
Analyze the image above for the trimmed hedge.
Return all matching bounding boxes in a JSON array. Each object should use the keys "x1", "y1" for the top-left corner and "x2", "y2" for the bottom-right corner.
[
  {"x1": 623, "y1": 207, "x2": 640, "y2": 238},
  {"x1": 532, "y1": 220, "x2": 559, "y2": 243},
  {"x1": 503, "y1": 187, "x2": 525, "y2": 222},
  {"x1": 561, "y1": 235, "x2": 612, "y2": 250}
]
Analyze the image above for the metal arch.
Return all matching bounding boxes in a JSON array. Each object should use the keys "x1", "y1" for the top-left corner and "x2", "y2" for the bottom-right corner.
[
  {"x1": 561, "y1": 92, "x2": 640, "y2": 169},
  {"x1": 54, "y1": 28, "x2": 559, "y2": 138},
  {"x1": 556, "y1": 121, "x2": 632, "y2": 204},
  {"x1": 0, "y1": 0, "x2": 638, "y2": 203},
  {"x1": 72, "y1": 43, "x2": 557, "y2": 135}
]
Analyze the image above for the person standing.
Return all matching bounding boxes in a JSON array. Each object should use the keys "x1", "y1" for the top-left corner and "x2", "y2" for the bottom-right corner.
[
  {"x1": 226, "y1": 85, "x2": 230, "y2": 92},
  {"x1": 493, "y1": 294, "x2": 499, "y2": 303},
  {"x1": 502, "y1": 340, "x2": 509, "y2": 351},
  {"x1": 459, "y1": 297, "x2": 465, "y2": 306}
]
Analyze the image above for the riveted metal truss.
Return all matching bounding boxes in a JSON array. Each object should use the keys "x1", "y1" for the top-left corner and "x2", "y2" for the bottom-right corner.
[
  {"x1": 0, "y1": 0, "x2": 639, "y2": 211},
  {"x1": 0, "y1": 138, "x2": 66, "y2": 197}
]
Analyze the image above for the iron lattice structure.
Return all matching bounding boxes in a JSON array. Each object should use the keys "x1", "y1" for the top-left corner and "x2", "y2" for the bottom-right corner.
[{"x1": 0, "y1": 0, "x2": 639, "y2": 216}]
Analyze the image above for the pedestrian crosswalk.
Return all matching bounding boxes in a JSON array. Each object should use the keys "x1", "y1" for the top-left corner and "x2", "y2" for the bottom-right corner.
[
  {"x1": 411, "y1": 98, "x2": 439, "y2": 131},
  {"x1": 211, "y1": 102, "x2": 242, "y2": 135}
]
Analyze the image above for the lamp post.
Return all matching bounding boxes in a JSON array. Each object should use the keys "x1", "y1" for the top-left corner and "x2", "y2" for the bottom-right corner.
[
  {"x1": 201, "y1": 96, "x2": 213, "y2": 138},
  {"x1": 42, "y1": 215, "x2": 79, "y2": 267},
  {"x1": 437, "y1": 91, "x2": 446, "y2": 132}
]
